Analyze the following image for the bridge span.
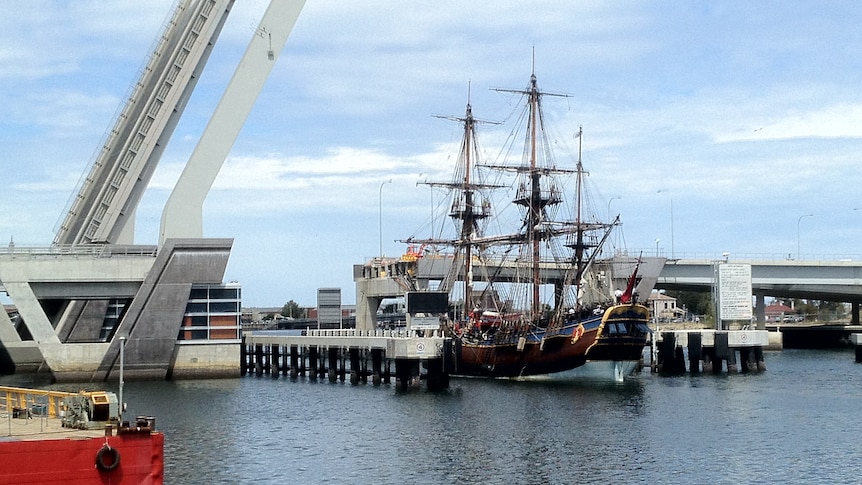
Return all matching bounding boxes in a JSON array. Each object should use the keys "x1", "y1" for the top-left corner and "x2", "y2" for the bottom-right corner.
[{"x1": 656, "y1": 257, "x2": 862, "y2": 324}]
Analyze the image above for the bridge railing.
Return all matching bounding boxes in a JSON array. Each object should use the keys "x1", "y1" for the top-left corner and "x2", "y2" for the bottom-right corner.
[
  {"x1": 624, "y1": 249, "x2": 862, "y2": 262},
  {"x1": 0, "y1": 244, "x2": 158, "y2": 258}
]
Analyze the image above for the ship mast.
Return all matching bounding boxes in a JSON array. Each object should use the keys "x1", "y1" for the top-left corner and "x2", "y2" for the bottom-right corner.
[
  {"x1": 403, "y1": 87, "x2": 501, "y2": 321},
  {"x1": 574, "y1": 126, "x2": 585, "y2": 277},
  {"x1": 489, "y1": 64, "x2": 570, "y2": 322},
  {"x1": 527, "y1": 73, "x2": 542, "y2": 319},
  {"x1": 571, "y1": 126, "x2": 587, "y2": 310},
  {"x1": 462, "y1": 100, "x2": 476, "y2": 317}
]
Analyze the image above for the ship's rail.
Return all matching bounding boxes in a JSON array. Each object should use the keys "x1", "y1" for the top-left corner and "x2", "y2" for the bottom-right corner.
[{"x1": 0, "y1": 386, "x2": 74, "y2": 418}]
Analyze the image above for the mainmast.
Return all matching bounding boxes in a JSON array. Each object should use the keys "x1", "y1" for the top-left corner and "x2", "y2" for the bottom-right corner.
[
  {"x1": 492, "y1": 69, "x2": 568, "y2": 321},
  {"x1": 527, "y1": 73, "x2": 543, "y2": 318}
]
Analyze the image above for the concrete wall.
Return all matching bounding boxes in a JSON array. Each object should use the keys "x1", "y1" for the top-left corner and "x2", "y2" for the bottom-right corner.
[{"x1": 168, "y1": 343, "x2": 240, "y2": 379}]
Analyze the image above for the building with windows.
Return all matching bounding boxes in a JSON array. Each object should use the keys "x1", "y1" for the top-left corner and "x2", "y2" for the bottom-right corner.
[
  {"x1": 180, "y1": 284, "x2": 242, "y2": 341},
  {"x1": 648, "y1": 291, "x2": 682, "y2": 322}
]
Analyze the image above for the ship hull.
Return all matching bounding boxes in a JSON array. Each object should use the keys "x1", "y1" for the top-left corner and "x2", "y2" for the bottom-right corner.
[
  {"x1": 453, "y1": 304, "x2": 650, "y2": 379},
  {"x1": 0, "y1": 432, "x2": 164, "y2": 484},
  {"x1": 564, "y1": 359, "x2": 641, "y2": 382}
]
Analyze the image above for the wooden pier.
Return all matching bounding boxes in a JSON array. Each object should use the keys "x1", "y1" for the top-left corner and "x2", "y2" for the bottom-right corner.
[
  {"x1": 241, "y1": 329, "x2": 453, "y2": 390},
  {"x1": 652, "y1": 329, "x2": 769, "y2": 375}
]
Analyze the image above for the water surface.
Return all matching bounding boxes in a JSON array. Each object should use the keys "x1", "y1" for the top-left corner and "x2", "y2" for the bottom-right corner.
[{"x1": 4, "y1": 349, "x2": 859, "y2": 484}]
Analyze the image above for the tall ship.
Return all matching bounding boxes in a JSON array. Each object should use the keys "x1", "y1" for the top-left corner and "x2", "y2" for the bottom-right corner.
[{"x1": 399, "y1": 69, "x2": 651, "y2": 381}]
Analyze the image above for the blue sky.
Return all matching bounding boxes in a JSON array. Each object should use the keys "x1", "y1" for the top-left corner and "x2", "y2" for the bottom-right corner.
[{"x1": 2, "y1": 1, "x2": 862, "y2": 307}]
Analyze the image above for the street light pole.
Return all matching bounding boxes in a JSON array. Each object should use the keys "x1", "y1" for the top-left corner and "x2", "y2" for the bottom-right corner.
[
  {"x1": 119, "y1": 336, "x2": 126, "y2": 420},
  {"x1": 658, "y1": 190, "x2": 674, "y2": 258},
  {"x1": 655, "y1": 238, "x2": 660, "y2": 256},
  {"x1": 670, "y1": 197, "x2": 674, "y2": 258},
  {"x1": 379, "y1": 179, "x2": 392, "y2": 259},
  {"x1": 797, "y1": 213, "x2": 813, "y2": 260}
]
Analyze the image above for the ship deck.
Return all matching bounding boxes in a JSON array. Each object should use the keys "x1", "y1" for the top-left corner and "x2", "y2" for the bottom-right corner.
[{"x1": 0, "y1": 414, "x2": 104, "y2": 442}]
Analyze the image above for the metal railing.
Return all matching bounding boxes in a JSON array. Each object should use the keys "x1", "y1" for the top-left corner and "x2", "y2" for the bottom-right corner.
[
  {"x1": 0, "y1": 244, "x2": 157, "y2": 258},
  {"x1": 0, "y1": 386, "x2": 74, "y2": 418},
  {"x1": 623, "y1": 249, "x2": 862, "y2": 262}
]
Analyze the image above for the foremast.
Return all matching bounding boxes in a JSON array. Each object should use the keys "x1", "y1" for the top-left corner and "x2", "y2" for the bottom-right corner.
[{"x1": 403, "y1": 92, "x2": 502, "y2": 321}]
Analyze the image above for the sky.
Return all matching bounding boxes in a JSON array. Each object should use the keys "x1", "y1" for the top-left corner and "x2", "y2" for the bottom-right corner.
[{"x1": 2, "y1": 1, "x2": 862, "y2": 307}]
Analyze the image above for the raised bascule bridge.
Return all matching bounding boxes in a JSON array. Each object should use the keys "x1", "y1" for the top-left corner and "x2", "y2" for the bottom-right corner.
[{"x1": 0, "y1": 0, "x2": 306, "y2": 381}]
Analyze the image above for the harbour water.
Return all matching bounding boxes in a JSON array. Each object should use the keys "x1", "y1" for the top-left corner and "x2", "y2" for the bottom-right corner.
[{"x1": 4, "y1": 349, "x2": 860, "y2": 484}]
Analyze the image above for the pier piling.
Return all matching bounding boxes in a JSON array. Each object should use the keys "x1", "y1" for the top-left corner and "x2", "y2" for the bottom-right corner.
[
  {"x1": 289, "y1": 346, "x2": 298, "y2": 379},
  {"x1": 754, "y1": 347, "x2": 766, "y2": 371},
  {"x1": 241, "y1": 329, "x2": 449, "y2": 390},
  {"x1": 851, "y1": 334, "x2": 862, "y2": 363},
  {"x1": 688, "y1": 332, "x2": 702, "y2": 374},
  {"x1": 654, "y1": 329, "x2": 768, "y2": 376},
  {"x1": 372, "y1": 349, "x2": 382, "y2": 386},
  {"x1": 312, "y1": 347, "x2": 319, "y2": 377},
  {"x1": 254, "y1": 345, "x2": 264, "y2": 377}
]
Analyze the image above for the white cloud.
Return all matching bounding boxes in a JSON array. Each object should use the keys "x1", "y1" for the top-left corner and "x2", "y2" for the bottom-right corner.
[{"x1": 716, "y1": 103, "x2": 862, "y2": 143}]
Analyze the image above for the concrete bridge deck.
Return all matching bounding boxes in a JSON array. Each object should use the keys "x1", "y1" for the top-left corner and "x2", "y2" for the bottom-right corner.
[{"x1": 658, "y1": 257, "x2": 862, "y2": 301}]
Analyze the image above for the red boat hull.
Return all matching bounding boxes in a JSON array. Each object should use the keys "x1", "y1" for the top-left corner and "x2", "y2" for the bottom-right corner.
[{"x1": 0, "y1": 432, "x2": 164, "y2": 484}]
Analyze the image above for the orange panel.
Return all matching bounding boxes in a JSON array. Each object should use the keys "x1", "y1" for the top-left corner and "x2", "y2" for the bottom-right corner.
[
  {"x1": 210, "y1": 315, "x2": 236, "y2": 326},
  {"x1": 209, "y1": 328, "x2": 237, "y2": 339}
]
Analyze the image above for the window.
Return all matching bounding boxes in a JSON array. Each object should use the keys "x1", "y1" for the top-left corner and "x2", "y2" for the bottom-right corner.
[{"x1": 178, "y1": 284, "x2": 242, "y2": 342}]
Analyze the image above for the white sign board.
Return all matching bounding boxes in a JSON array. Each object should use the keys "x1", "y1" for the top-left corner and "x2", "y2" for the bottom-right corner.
[
  {"x1": 410, "y1": 316, "x2": 440, "y2": 330},
  {"x1": 718, "y1": 263, "x2": 752, "y2": 321}
]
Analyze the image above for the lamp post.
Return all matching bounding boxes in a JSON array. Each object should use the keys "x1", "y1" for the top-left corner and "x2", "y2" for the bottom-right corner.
[
  {"x1": 796, "y1": 213, "x2": 813, "y2": 260},
  {"x1": 119, "y1": 336, "x2": 126, "y2": 420},
  {"x1": 655, "y1": 238, "x2": 660, "y2": 256},
  {"x1": 657, "y1": 190, "x2": 674, "y2": 258},
  {"x1": 417, "y1": 175, "x2": 433, "y2": 242},
  {"x1": 379, "y1": 179, "x2": 392, "y2": 259},
  {"x1": 607, "y1": 196, "x2": 621, "y2": 221}
]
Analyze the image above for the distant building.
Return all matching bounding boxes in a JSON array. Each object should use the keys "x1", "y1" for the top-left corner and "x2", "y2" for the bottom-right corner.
[
  {"x1": 764, "y1": 302, "x2": 799, "y2": 322},
  {"x1": 242, "y1": 303, "x2": 356, "y2": 324},
  {"x1": 648, "y1": 291, "x2": 682, "y2": 322},
  {"x1": 317, "y1": 288, "x2": 342, "y2": 328}
]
